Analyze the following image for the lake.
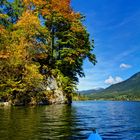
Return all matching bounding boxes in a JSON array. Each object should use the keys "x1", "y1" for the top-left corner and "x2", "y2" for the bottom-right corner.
[{"x1": 0, "y1": 101, "x2": 140, "y2": 140}]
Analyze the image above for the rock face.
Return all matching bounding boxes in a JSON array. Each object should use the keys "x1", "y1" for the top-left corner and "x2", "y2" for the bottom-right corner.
[
  {"x1": 47, "y1": 89, "x2": 67, "y2": 104},
  {"x1": 42, "y1": 76, "x2": 71, "y2": 105},
  {"x1": 0, "y1": 102, "x2": 10, "y2": 106}
]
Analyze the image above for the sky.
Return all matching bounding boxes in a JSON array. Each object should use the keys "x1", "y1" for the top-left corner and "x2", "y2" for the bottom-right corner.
[{"x1": 71, "y1": 0, "x2": 140, "y2": 90}]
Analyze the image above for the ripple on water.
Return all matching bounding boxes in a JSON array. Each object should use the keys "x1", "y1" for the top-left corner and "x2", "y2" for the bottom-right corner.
[{"x1": 0, "y1": 101, "x2": 140, "y2": 140}]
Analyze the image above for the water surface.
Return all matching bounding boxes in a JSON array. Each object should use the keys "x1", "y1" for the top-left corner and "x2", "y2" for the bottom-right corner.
[{"x1": 0, "y1": 101, "x2": 140, "y2": 140}]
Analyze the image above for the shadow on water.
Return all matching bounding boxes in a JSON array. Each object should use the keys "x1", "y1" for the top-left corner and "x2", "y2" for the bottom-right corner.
[{"x1": 0, "y1": 104, "x2": 87, "y2": 140}]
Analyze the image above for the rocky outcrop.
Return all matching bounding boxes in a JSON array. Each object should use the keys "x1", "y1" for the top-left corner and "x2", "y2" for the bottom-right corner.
[
  {"x1": 41, "y1": 76, "x2": 71, "y2": 105},
  {"x1": 0, "y1": 102, "x2": 10, "y2": 106},
  {"x1": 8, "y1": 76, "x2": 72, "y2": 106}
]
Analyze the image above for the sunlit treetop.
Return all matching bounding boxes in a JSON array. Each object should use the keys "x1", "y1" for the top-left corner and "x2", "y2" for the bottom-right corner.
[{"x1": 23, "y1": 0, "x2": 81, "y2": 21}]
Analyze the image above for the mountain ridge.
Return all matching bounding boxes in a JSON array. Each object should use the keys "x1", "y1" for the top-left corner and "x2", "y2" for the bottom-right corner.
[
  {"x1": 78, "y1": 88, "x2": 104, "y2": 95},
  {"x1": 88, "y1": 72, "x2": 140, "y2": 100}
]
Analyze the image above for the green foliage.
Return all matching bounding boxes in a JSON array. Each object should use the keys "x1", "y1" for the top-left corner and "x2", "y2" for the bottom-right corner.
[
  {"x1": 0, "y1": 0, "x2": 96, "y2": 105},
  {"x1": 89, "y1": 72, "x2": 140, "y2": 101},
  {"x1": 72, "y1": 92, "x2": 89, "y2": 101}
]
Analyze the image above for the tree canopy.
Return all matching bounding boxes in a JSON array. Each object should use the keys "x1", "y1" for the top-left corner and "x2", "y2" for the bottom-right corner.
[{"x1": 0, "y1": 0, "x2": 96, "y2": 105}]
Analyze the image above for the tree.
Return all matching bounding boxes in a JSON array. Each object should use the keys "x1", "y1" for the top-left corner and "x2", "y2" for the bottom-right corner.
[
  {"x1": 0, "y1": 0, "x2": 96, "y2": 105},
  {"x1": 32, "y1": 0, "x2": 96, "y2": 91}
]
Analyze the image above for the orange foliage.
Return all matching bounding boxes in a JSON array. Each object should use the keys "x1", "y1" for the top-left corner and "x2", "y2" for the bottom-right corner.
[
  {"x1": 35, "y1": 53, "x2": 48, "y2": 59},
  {"x1": 23, "y1": 0, "x2": 81, "y2": 24},
  {"x1": 0, "y1": 51, "x2": 10, "y2": 59},
  {"x1": 0, "y1": 25, "x2": 8, "y2": 36},
  {"x1": 27, "y1": 0, "x2": 80, "y2": 21},
  {"x1": 32, "y1": 0, "x2": 47, "y2": 6},
  {"x1": 23, "y1": 0, "x2": 46, "y2": 6}
]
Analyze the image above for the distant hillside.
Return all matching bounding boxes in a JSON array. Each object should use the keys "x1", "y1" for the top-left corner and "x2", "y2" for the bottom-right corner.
[
  {"x1": 90, "y1": 72, "x2": 140, "y2": 101},
  {"x1": 78, "y1": 88, "x2": 104, "y2": 95}
]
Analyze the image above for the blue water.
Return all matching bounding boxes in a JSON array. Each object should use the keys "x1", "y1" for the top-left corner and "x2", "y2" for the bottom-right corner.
[
  {"x1": 73, "y1": 101, "x2": 140, "y2": 140},
  {"x1": 0, "y1": 101, "x2": 140, "y2": 140}
]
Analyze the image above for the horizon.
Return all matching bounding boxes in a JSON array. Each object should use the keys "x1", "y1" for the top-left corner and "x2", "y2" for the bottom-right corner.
[
  {"x1": 78, "y1": 71, "x2": 140, "y2": 91},
  {"x1": 72, "y1": 0, "x2": 140, "y2": 90}
]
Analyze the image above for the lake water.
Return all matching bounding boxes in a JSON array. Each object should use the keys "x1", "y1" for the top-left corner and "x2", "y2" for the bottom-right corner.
[{"x1": 0, "y1": 101, "x2": 140, "y2": 140}]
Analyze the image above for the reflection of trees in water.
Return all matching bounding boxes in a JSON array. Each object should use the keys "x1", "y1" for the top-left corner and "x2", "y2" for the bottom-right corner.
[
  {"x1": 0, "y1": 106, "x2": 42, "y2": 140},
  {"x1": 0, "y1": 105, "x2": 78, "y2": 140},
  {"x1": 40, "y1": 105, "x2": 77, "y2": 139},
  {"x1": 42, "y1": 105, "x2": 87, "y2": 139}
]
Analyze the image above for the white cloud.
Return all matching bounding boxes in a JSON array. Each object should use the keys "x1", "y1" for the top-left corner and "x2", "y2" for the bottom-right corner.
[
  {"x1": 105, "y1": 76, "x2": 123, "y2": 85},
  {"x1": 115, "y1": 76, "x2": 123, "y2": 83},
  {"x1": 120, "y1": 63, "x2": 132, "y2": 69}
]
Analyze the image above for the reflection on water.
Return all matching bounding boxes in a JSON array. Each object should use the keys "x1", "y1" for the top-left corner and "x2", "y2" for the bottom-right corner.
[
  {"x1": 0, "y1": 101, "x2": 140, "y2": 140},
  {"x1": 0, "y1": 105, "x2": 78, "y2": 140}
]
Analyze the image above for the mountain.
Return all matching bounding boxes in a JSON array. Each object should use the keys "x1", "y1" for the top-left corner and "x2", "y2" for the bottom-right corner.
[
  {"x1": 90, "y1": 72, "x2": 140, "y2": 100},
  {"x1": 78, "y1": 88, "x2": 104, "y2": 95}
]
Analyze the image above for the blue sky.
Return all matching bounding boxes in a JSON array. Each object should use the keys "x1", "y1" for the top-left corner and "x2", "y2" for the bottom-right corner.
[{"x1": 71, "y1": 0, "x2": 140, "y2": 90}]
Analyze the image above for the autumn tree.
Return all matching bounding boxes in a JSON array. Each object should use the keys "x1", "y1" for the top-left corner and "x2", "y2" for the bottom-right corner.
[
  {"x1": 0, "y1": 2, "x2": 46, "y2": 104},
  {"x1": 0, "y1": 0, "x2": 96, "y2": 105},
  {"x1": 31, "y1": 0, "x2": 96, "y2": 92}
]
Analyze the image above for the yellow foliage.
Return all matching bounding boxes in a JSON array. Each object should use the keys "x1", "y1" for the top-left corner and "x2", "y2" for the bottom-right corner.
[
  {"x1": 0, "y1": 13, "x2": 9, "y2": 19},
  {"x1": 0, "y1": 25, "x2": 11, "y2": 59},
  {"x1": 23, "y1": 0, "x2": 46, "y2": 7},
  {"x1": 24, "y1": 64, "x2": 43, "y2": 86},
  {"x1": 0, "y1": 0, "x2": 95, "y2": 105},
  {"x1": 15, "y1": 11, "x2": 40, "y2": 34},
  {"x1": 16, "y1": 11, "x2": 40, "y2": 27},
  {"x1": 32, "y1": 0, "x2": 47, "y2": 6},
  {"x1": 71, "y1": 21, "x2": 84, "y2": 32}
]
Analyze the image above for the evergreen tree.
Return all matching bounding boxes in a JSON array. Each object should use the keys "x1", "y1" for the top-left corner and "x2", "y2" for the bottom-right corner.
[{"x1": 0, "y1": 0, "x2": 96, "y2": 105}]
